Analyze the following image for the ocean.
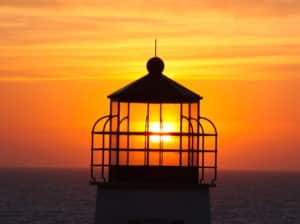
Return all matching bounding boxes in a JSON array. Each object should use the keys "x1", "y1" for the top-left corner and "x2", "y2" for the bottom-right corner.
[{"x1": 0, "y1": 169, "x2": 299, "y2": 224}]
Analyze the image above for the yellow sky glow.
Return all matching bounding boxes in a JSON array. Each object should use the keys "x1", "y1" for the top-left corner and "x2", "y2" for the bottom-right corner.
[{"x1": 0, "y1": 0, "x2": 299, "y2": 170}]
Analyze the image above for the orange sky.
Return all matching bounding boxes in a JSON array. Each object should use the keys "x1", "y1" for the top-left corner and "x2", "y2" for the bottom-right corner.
[{"x1": 0, "y1": 0, "x2": 299, "y2": 170}]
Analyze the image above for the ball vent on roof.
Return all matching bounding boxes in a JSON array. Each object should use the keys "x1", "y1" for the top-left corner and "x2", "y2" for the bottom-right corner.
[{"x1": 146, "y1": 57, "x2": 164, "y2": 75}]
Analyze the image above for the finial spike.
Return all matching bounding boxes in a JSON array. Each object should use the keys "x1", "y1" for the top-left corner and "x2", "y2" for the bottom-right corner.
[{"x1": 154, "y1": 39, "x2": 157, "y2": 56}]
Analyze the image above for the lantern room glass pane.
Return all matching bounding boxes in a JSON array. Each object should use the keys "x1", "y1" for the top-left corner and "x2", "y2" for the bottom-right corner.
[
  {"x1": 161, "y1": 104, "x2": 180, "y2": 150},
  {"x1": 148, "y1": 104, "x2": 160, "y2": 125},
  {"x1": 162, "y1": 104, "x2": 181, "y2": 132},
  {"x1": 111, "y1": 101, "x2": 119, "y2": 116},
  {"x1": 129, "y1": 103, "x2": 147, "y2": 132},
  {"x1": 190, "y1": 102, "x2": 199, "y2": 134},
  {"x1": 119, "y1": 102, "x2": 129, "y2": 132}
]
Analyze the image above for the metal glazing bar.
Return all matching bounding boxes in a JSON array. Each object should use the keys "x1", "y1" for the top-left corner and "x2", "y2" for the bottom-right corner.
[
  {"x1": 146, "y1": 103, "x2": 150, "y2": 165},
  {"x1": 119, "y1": 116, "x2": 128, "y2": 125},
  {"x1": 179, "y1": 104, "x2": 183, "y2": 166},
  {"x1": 108, "y1": 101, "x2": 113, "y2": 172},
  {"x1": 188, "y1": 103, "x2": 192, "y2": 166},
  {"x1": 199, "y1": 116, "x2": 218, "y2": 184},
  {"x1": 199, "y1": 116, "x2": 218, "y2": 135},
  {"x1": 144, "y1": 113, "x2": 148, "y2": 165},
  {"x1": 91, "y1": 115, "x2": 111, "y2": 133},
  {"x1": 212, "y1": 132, "x2": 218, "y2": 184},
  {"x1": 127, "y1": 103, "x2": 130, "y2": 166},
  {"x1": 91, "y1": 115, "x2": 112, "y2": 182},
  {"x1": 116, "y1": 102, "x2": 120, "y2": 165},
  {"x1": 93, "y1": 148, "x2": 215, "y2": 153},
  {"x1": 159, "y1": 103, "x2": 163, "y2": 166},
  {"x1": 90, "y1": 129, "x2": 96, "y2": 183},
  {"x1": 190, "y1": 117, "x2": 205, "y2": 183},
  {"x1": 101, "y1": 117, "x2": 111, "y2": 182},
  {"x1": 92, "y1": 164, "x2": 216, "y2": 169},
  {"x1": 93, "y1": 131, "x2": 216, "y2": 137},
  {"x1": 181, "y1": 115, "x2": 194, "y2": 167},
  {"x1": 197, "y1": 102, "x2": 200, "y2": 168}
]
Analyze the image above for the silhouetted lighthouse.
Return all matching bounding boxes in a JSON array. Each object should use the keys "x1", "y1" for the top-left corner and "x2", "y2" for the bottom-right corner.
[{"x1": 90, "y1": 56, "x2": 218, "y2": 224}]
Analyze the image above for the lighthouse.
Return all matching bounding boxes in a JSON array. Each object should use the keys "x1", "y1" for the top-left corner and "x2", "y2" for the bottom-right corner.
[{"x1": 90, "y1": 56, "x2": 218, "y2": 224}]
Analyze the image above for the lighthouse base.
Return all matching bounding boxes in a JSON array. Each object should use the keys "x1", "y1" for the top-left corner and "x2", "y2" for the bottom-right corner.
[{"x1": 95, "y1": 184, "x2": 211, "y2": 224}]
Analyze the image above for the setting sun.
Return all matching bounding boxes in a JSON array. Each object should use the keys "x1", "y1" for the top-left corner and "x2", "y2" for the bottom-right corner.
[{"x1": 149, "y1": 122, "x2": 174, "y2": 143}]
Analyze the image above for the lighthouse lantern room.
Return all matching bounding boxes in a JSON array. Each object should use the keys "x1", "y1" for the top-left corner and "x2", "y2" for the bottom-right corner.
[{"x1": 91, "y1": 56, "x2": 218, "y2": 224}]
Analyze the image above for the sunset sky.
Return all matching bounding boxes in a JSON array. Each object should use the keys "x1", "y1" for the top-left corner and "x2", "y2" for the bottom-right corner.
[{"x1": 0, "y1": 0, "x2": 299, "y2": 170}]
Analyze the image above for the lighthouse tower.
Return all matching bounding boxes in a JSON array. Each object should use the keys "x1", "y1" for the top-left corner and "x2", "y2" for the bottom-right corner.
[{"x1": 90, "y1": 57, "x2": 218, "y2": 224}]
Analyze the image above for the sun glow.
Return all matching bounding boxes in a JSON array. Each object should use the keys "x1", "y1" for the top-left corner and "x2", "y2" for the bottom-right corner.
[{"x1": 149, "y1": 122, "x2": 175, "y2": 143}]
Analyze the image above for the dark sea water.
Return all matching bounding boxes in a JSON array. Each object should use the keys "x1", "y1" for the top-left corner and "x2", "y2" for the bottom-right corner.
[{"x1": 0, "y1": 169, "x2": 299, "y2": 224}]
